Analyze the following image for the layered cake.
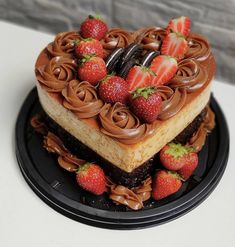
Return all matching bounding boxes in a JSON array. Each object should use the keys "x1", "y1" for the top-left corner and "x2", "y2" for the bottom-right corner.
[{"x1": 33, "y1": 15, "x2": 215, "y2": 210}]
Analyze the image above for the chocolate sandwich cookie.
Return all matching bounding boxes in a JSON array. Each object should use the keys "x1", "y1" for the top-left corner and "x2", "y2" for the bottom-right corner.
[
  {"x1": 140, "y1": 51, "x2": 160, "y2": 67},
  {"x1": 105, "y1": 47, "x2": 124, "y2": 73},
  {"x1": 117, "y1": 43, "x2": 142, "y2": 70},
  {"x1": 118, "y1": 59, "x2": 138, "y2": 79}
]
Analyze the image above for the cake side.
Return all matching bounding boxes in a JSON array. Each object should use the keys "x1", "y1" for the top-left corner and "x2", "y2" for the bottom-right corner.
[{"x1": 37, "y1": 78, "x2": 212, "y2": 172}]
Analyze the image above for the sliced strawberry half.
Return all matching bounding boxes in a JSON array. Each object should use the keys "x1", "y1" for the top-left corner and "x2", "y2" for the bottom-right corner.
[
  {"x1": 166, "y1": 16, "x2": 191, "y2": 37},
  {"x1": 161, "y1": 32, "x2": 188, "y2": 60},
  {"x1": 150, "y1": 55, "x2": 177, "y2": 85},
  {"x1": 126, "y1": 65, "x2": 153, "y2": 91}
]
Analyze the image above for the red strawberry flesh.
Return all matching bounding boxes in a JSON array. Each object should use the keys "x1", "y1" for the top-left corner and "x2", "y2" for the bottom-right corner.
[
  {"x1": 130, "y1": 86, "x2": 162, "y2": 123},
  {"x1": 78, "y1": 56, "x2": 107, "y2": 85},
  {"x1": 166, "y1": 16, "x2": 191, "y2": 37},
  {"x1": 75, "y1": 38, "x2": 104, "y2": 58},
  {"x1": 178, "y1": 152, "x2": 199, "y2": 180},
  {"x1": 150, "y1": 55, "x2": 177, "y2": 85},
  {"x1": 76, "y1": 163, "x2": 106, "y2": 195},
  {"x1": 80, "y1": 15, "x2": 108, "y2": 40},
  {"x1": 160, "y1": 143, "x2": 197, "y2": 171},
  {"x1": 126, "y1": 65, "x2": 153, "y2": 91},
  {"x1": 99, "y1": 75, "x2": 129, "y2": 104},
  {"x1": 161, "y1": 32, "x2": 188, "y2": 60},
  {"x1": 152, "y1": 170, "x2": 182, "y2": 200}
]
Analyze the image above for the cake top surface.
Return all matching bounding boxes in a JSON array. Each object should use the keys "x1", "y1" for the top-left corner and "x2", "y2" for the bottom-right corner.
[{"x1": 35, "y1": 15, "x2": 215, "y2": 145}]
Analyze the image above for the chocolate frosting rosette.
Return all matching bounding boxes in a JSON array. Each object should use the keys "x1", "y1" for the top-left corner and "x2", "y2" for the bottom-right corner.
[
  {"x1": 101, "y1": 28, "x2": 134, "y2": 57},
  {"x1": 156, "y1": 86, "x2": 187, "y2": 120},
  {"x1": 47, "y1": 31, "x2": 81, "y2": 58},
  {"x1": 99, "y1": 103, "x2": 155, "y2": 144},
  {"x1": 188, "y1": 106, "x2": 215, "y2": 152},
  {"x1": 168, "y1": 58, "x2": 208, "y2": 93},
  {"x1": 134, "y1": 27, "x2": 166, "y2": 51},
  {"x1": 107, "y1": 177, "x2": 152, "y2": 210},
  {"x1": 62, "y1": 80, "x2": 104, "y2": 118},
  {"x1": 36, "y1": 56, "x2": 77, "y2": 92},
  {"x1": 43, "y1": 132, "x2": 85, "y2": 172},
  {"x1": 185, "y1": 33, "x2": 211, "y2": 62}
]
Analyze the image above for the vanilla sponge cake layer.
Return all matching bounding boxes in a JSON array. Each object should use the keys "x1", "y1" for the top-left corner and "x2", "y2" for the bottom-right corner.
[{"x1": 37, "y1": 80, "x2": 212, "y2": 173}]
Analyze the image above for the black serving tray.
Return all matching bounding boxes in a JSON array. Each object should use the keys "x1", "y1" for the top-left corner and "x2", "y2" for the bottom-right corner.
[{"x1": 15, "y1": 87, "x2": 229, "y2": 229}]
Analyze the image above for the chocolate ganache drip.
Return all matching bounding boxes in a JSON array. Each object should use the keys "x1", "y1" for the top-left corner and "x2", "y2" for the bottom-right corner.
[
  {"x1": 101, "y1": 28, "x2": 134, "y2": 58},
  {"x1": 62, "y1": 80, "x2": 104, "y2": 118},
  {"x1": 47, "y1": 31, "x2": 81, "y2": 58},
  {"x1": 157, "y1": 86, "x2": 187, "y2": 120},
  {"x1": 168, "y1": 58, "x2": 208, "y2": 93},
  {"x1": 185, "y1": 33, "x2": 211, "y2": 62},
  {"x1": 99, "y1": 103, "x2": 155, "y2": 144},
  {"x1": 134, "y1": 27, "x2": 166, "y2": 51},
  {"x1": 36, "y1": 56, "x2": 77, "y2": 92}
]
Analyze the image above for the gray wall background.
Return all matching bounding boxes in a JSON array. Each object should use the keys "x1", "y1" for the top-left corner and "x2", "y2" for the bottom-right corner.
[{"x1": 0, "y1": 0, "x2": 234, "y2": 84}]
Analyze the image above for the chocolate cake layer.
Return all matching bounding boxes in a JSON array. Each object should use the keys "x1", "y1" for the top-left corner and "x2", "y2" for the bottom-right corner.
[
  {"x1": 43, "y1": 112, "x2": 154, "y2": 188},
  {"x1": 38, "y1": 105, "x2": 206, "y2": 188}
]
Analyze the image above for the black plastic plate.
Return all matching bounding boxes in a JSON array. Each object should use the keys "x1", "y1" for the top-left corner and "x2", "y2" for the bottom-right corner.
[{"x1": 15, "y1": 88, "x2": 229, "y2": 229}]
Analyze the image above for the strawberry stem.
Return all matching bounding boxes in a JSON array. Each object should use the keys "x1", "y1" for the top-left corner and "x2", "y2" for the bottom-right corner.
[
  {"x1": 80, "y1": 37, "x2": 93, "y2": 42},
  {"x1": 77, "y1": 162, "x2": 90, "y2": 173},
  {"x1": 79, "y1": 54, "x2": 96, "y2": 65},
  {"x1": 167, "y1": 170, "x2": 184, "y2": 181},
  {"x1": 88, "y1": 14, "x2": 103, "y2": 21},
  {"x1": 88, "y1": 15, "x2": 95, "y2": 19},
  {"x1": 131, "y1": 86, "x2": 156, "y2": 99},
  {"x1": 166, "y1": 142, "x2": 189, "y2": 159}
]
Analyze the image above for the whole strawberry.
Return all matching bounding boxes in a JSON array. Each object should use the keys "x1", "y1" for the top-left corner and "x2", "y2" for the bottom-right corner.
[
  {"x1": 160, "y1": 142, "x2": 198, "y2": 171},
  {"x1": 78, "y1": 55, "x2": 107, "y2": 85},
  {"x1": 80, "y1": 15, "x2": 108, "y2": 40},
  {"x1": 98, "y1": 75, "x2": 129, "y2": 104},
  {"x1": 129, "y1": 86, "x2": 162, "y2": 123},
  {"x1": 75, "y1": 38, "x2": 104, "y2": 58},
  {"x1": 178, "y1": 152, "x2": 199, "y2": 180},
  {"x1": 152, "y1": 170, "x2": 182, "y2": 200},
  {"x1": 76, "y1": 163, "x2": 106, "y2": 195}
]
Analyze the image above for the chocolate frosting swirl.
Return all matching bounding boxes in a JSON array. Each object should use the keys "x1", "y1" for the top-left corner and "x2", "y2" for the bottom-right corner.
[
  {"x1": 188, "y1": 106, "x2": 215, "y2": 152},
  {"x1": 157, "y1": 86, "x2": 187, "y2": 120},
  {"x1": 134, "y1": 27, "x2": 166, "y2": 51},
  {"x1": 47, "y1": 31, "x2": 80, "y2": 58},
  {"x1": 169, "y1": 58, "x2": 208, "y2": 93},
  {"x1": 44, "y1": 132, "x2": 85, "y2": 172},
  {"x1": 185, "y1": 33, "x2": 211, "y2": 62},
  {"x1": 30, "y1": 114, "x2": 48, "y2": 135},
  {"x1": 101, "y1": 28, "x2": 134, "y2": 57},
  {"x1": 99, "y1": 103, "x2": 155, "y2": 144},
  {"x1": 36, "y1": 56, "x2": 77, "y2": 92},
  {"x1": 107, "y1": 177, "x2": 152, "y2": 210},
  {"x1": 62, "y1": 80, "x2": 104, "y2": 118}
]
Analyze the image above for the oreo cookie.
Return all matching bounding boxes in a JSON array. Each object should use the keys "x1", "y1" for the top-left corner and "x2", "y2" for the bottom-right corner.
[
  {"x1": 140, "y1": 51, "x2": 160, "y2": 67},
  {"x1": 117, "y1": 43, "x2": 142, "y2": 69},
  {"x1": 105, "y1": 48, "x2": 124, "y2": 73},
  {"x1": 118, "y1": 59, "x2": 138, "y2": 79}
]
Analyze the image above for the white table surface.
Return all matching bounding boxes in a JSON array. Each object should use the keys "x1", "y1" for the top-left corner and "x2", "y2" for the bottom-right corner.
[{"x1": 0, "y1": 21, "x2": 235, "y2": 247}]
